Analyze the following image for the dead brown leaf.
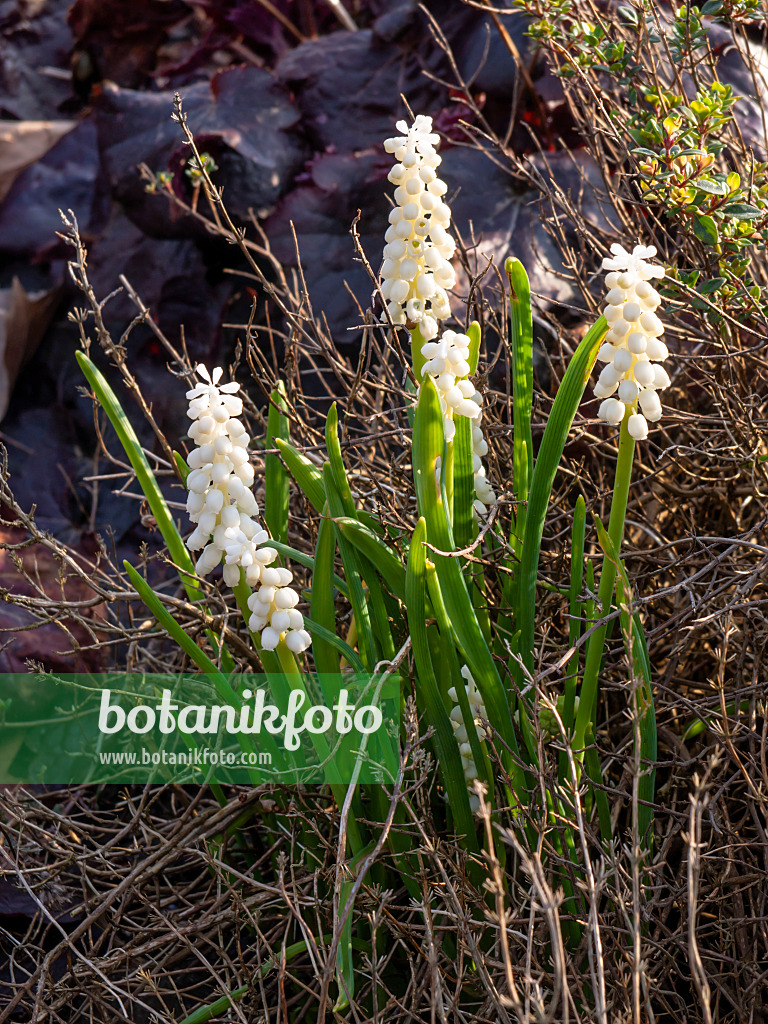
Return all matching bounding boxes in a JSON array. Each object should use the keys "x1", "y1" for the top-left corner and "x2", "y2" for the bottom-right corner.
[
  {"x1": 0, "y1": 121, "x2": 76, "y2": 202},
  {"x1": 0, "y1": 278, "x2": 61, "y2": 422}
]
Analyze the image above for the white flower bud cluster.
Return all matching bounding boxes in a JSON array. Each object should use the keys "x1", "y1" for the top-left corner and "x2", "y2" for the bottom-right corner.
[
  {"x1": 448, "y1": 666, "x2": 487, "y2": 814},
  {"x1": 419, "y1": 330, "x2": 496, "y2": 514},
  {"x1": 184, "y1": 365, "x2": 311, "y2": 654},
  {"x1": 420, "y1": 330, "x2": 482, "y2": 441},
  {"x1": 593, "y1": 244, "x2": 669, "y2": 441},
  {"x1": 539, "y1": 695, "x2": 579, "y2": 742},
  {"x1": 471, "y1": 420, "x2": 496, "y2": 516},
  {"x1": 381, "y1": 115, "x2": 456, "y2": 340},
  {"x1": 247, "y1": 571, "x2": 311, "y2": 653}
]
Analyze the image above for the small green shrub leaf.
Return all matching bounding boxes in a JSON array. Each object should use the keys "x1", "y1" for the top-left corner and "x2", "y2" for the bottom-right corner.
[
  {"x1": 695, "y1": 179, "x2": 728, "y2": 196},
  {"x1": 693, "y1": 214, "x2": 719, "y2": 245},
  {"x1": 723, "y1": 202, "x2": 762, "y2": 219},
  {"x1": 697, "y1": 277, "x2": 726, "y2": 294}
]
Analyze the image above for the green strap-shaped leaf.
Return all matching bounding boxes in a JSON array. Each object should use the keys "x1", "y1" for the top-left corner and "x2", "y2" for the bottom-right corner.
[
  {"x1": 77, "y1": 352, "x2": 198, "y2": 596},
  {"x1": 563, "y1": 494, "x2": 586, "y2": 734},
  {"x1": 334, "y1": 842, "x2": 377, "y2": 1011},
  {"x1": 424, "y1": 560, "x2": 489, "y2": 788},
  {"x1": 305, "y1": 509, "x2": 369, "y2": 674},
  {"x1": 266, "y1": 384, "x2": 290, "y2": 545},
  {"x1": 363, "y1": 569, "x2": 396, "y2": 660},
  {"x1": 456, "y1": 410, "x2": 491, "y2": 662},
  {"x1": 594, "y1": 517, "x2": 656, "y2": 848},
  {"x1": 506, "y1": 257, "x2": 534, "y2": 502},
  {"x1": 174, "y1": 450, "x2": 190, "y2": 484},
  {"x1": 584, "y1": 725, "x2": 614, "y2": 846},
  {"x1": 557, "y1": 494, "x2": 588, "y2": 790},
  {"x1": 275, "y1": 438, "x2": 326, "y2": 514},
  {"x1": 410, "y1": 322, "x2": 427, "y2": 380},
  {"x1": 453, "y1": 413, "x2": 476, "y2": 554},
  {"x1": 323, "y1": 464, "x2": 376, "y2": 670},
  {"x1": 325, "y1": 408, "x2": 396, "y2": 660},
  {"x1": 334, "y1": 517, "x2": 406, "y2": 601},
  {"x1": 507, "y1": 440, "x2": 528, "y2": 629},
  {"x1": 406, "y1": 518, "x2": 478, "y2": 848},
  {"x1": 574, "y1": 414, "x2": 635, "y2": 754},
  {"x1": 518, "y1": 316, "x2": 608, "y2": 674},
  {"x1": 301, "y1": 617, "x2": 365, "y2": 674},
  {"x1": 310, "y1": 510, "x2": 342, "y2": 676},
  {"x1": 466, "y1": 321, "x2": 481, "y2": 375},
  {"x1": 442, "y1": 432, "x2": 454, "y2": 522},
  {"x1": 178, "y1": 934, "x2": 332, "y2": 1024},
  {"x1": 325, "y1": 403, "x2": 356, "y2": 517},
  {"x1": 413, "y1": 378, "x2": 525, "y2": 795}
]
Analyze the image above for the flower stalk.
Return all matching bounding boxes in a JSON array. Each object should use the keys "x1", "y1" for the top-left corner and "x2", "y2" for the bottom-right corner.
[
  {"x1": 572, "y1": 409, "x2": 636, "y2": 756},
  {"x1": 572, "y1": 243, "x2": 668, "y2": 758}
]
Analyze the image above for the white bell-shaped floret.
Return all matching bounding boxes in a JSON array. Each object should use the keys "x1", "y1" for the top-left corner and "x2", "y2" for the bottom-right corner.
[
  {"x1": 633, "y1": 360, "x2": 655, "y2": 387},
  {"x1": 598, "y1": 398, "x2": 625, "y2": 425},
  {"x1": 639, "y1": 389, "x2": 663, "y2": 421},
  {"x1": 627, "y1": 413, "x2": 649, "y2": 440}
]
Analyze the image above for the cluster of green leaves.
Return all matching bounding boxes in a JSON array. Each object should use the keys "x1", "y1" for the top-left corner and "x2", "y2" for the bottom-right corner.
[
  {"x1": 687, "y1": 0, "x2": 763, "y2": 22},
  {"x1": 519, "y1": 0, "x2": 760, "y2": 74},
  {"x1": 276, "y1": 260, "x2": 631, "y2": 838},
  {"x1": 514, "y1": 0, "x2": 768, "y2": 322},
  {"x1": 632, "y1": 83, "x2": 768, "y2": 320},
  {"x1": 185, "y1": 151, "x2": 219, "y2": 184},
  {"x1": 513, "y1": 0, "x2": 643, "y2": 87},
  {"x1": 668, "y1": 3, "x2": 710, "y2": 65},
  {"x1": 282, "y1": 259, "x2": 659, "y2": 869}
]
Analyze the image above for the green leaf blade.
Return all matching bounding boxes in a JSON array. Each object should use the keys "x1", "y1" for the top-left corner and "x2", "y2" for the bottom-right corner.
[
  {"x1": 412, "y1": 378, "x2": 525, "y2": 788},
  {"x1": 693, "y1": 213, "x2": 718, "y2": 245},
  {"x1": 275, "y1": 438, "x2": 326, "y2": 514},
  {"x1": 406, "y1": 518, "x2": 478, "y2": 848},
  {"x1": 310, "y1": 510, "x2": 342, "y2": 676},
  {"x1": 334, "y1": 516, "x2": 407, "y2": 602},
  {"x1": 518, "y1": 316, "x2": 608, "y2": 674},
  {"x1": 452, "y1": 415, "x2": 476, "y2": 554},
  {"x1": 266, "y1": 384, "x2": 290, "y2": 545},
  {"x1": 506, "y1": 256, "x2": 534, "y2": 500},
  {"x1": 323, "y1": 464, "x2": 376, "y2": 670},
  {"x1": 76, "y1": 352, "x2": 198, "y2": 596}
]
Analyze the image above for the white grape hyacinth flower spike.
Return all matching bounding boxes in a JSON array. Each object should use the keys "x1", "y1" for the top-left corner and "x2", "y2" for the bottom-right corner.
[
  {"x1": 185, "y1": 364, "x2": 264, "y2": 583},
  {"x1": 420, "y1": 329, "x2": 482, "y2": 441},
  {"x1": 420, "y1": 330, "x2": 496, "y2": 514},
  {"x1": 593, "y1": 244, "x2": 669, "y2": 441},
  {"x1": 246, "y1": 568, "x2": 311, "y2": 654},
  {"x1": 184, "y1": 364, "x2": 311, "y2": 654},
  {"x1": 381, "y1": 114, "x2": 456, "y2": 340}
]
